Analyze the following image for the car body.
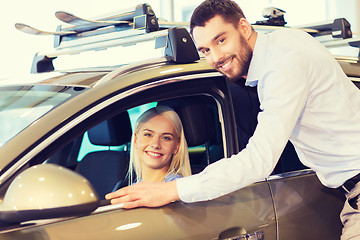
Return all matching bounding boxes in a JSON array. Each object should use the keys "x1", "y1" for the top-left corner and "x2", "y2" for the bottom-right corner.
[{"x1": 0, "y1": 6, "x2": 359, "y2": 239}]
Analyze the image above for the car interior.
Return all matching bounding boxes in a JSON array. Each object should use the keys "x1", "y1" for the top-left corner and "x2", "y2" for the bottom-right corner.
[{"x1": 45, "y1": 94, "x2": 225, "y2": 199}]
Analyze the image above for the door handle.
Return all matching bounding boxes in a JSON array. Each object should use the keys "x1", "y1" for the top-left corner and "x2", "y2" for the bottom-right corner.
[
  {"x1": 219, "y1": 227, "x2": 264, "y2": 240},
  {"x1": 227, "y1": 231, "x2": 264, "y2": 240}
]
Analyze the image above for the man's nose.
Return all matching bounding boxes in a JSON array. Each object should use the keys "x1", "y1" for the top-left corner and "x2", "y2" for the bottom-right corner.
[{"x1": 211, "y1": 47, "x2": 224, "y2": 65}]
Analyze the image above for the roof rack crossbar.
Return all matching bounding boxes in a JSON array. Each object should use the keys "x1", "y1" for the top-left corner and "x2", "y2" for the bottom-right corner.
[
  {"x1": 31, "y1": 27, "x2": 199, "y2": 73},
  {"x1": 293, "y1": 18, "x2": 352, "y2": 39}
]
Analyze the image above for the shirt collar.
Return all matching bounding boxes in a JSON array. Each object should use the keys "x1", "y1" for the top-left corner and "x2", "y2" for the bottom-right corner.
[{"x1": 246, "y1": 32, "x2": 268, "y2": 87}]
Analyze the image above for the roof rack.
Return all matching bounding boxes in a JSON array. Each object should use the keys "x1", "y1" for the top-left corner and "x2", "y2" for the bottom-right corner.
[
  {"x1": 253, "y1": 7, "x2": 352, "y2": 40},
  {"x1": 15, "y1": 5, "x2": 360, "y2": 73},
  {"x1": 21, "y1": 4, "x2": 199, "y2": 73},
  {"x1": 31, "y1": 26, "x2": 199, "y2": 73},
  {"x1": 252, "y1": 8, "x2": 360, "y2": 57},
  {"x1": 294, "y1": 18, "x2": 352, "y2": 42}
]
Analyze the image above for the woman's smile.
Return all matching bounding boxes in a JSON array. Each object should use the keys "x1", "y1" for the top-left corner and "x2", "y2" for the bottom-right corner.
[{"x1": 145, "y1": 151, "x2": 163, "y2": 157}]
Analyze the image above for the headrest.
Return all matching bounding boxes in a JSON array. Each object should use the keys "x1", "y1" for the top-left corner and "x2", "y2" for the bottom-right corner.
[
  {"x1": 87, "y1": 111, "x2": 132, "y2": 146},
  {"x1": 158, "y1": 97, "x2": 214, "y2": 147}
]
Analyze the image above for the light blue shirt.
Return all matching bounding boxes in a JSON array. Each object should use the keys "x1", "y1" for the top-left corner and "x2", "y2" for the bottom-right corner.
[
  {"x1": 177, "y1": 29, "x2": 360, "y2": 203},
  {"x1": 137, "y1": 173, "x2": 182, "y2": 184},
  {"x1": 164, "y1": 173, "x2": 183, "y2": 182}
]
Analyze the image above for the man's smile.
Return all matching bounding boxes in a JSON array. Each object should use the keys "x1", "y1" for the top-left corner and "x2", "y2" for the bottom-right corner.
[{"x1": 216, "y1": 57, "x2": 234, "y2": 72}]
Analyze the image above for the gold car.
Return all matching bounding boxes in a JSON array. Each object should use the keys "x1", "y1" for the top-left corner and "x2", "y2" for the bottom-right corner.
[{"x1": 1, "y1": 4, "x2": 358, "y2": 239}]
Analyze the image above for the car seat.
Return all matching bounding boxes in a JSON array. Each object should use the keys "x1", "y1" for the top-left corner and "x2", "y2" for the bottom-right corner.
[
  {"x1": 75, "y1": 111, "x2": 132, "y2": 199},
  {"x1": 158, "y1": 96, "x2": 223, "y2": 173}
]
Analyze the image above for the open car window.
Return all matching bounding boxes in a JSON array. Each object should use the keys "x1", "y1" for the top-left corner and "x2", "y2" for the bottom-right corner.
[{"x1": 41, "y1": 94, "x2": 224, "y2": 200}]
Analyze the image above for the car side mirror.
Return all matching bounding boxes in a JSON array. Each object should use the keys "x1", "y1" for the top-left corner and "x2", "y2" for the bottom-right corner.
[{"x1": 0, "y1": 164, "x2": 100, "y2": 225}]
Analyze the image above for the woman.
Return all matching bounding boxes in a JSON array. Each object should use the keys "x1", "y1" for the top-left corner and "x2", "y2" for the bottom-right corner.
[{"x1": 128, "y1": 105, "x2": 191, "y2": 185}]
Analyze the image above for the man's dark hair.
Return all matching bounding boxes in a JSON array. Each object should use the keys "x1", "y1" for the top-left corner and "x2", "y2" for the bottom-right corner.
[{"x1": 190, "y1": 0, "x2": 247, "y2": 34}]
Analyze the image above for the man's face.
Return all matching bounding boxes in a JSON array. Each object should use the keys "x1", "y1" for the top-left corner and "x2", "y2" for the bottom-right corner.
[{"x1": 192, "y1": 15, "x2": 253, "y2": 81}]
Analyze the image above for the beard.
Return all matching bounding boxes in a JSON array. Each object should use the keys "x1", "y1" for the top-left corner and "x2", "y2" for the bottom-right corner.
[{"x1": 215, "y1": 34, "x2": 253, "y2": 83}]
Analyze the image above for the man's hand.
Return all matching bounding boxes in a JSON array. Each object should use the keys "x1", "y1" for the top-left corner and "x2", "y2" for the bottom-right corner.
[{"x1": 105, "y1": 181, "x2": 180, "y2": 209}]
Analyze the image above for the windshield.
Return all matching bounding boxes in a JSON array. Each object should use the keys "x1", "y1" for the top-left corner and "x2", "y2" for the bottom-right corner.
[{"x1": 0, "y1": 85, "x2": 86, "y2": 146}]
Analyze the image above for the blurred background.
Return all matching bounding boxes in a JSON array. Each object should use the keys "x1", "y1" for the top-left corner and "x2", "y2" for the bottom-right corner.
[{"x1": 1, "y1": 0, "x2": 358, "y2": 81}]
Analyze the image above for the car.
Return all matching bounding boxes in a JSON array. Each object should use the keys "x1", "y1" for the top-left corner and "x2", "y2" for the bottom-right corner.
[{"x1": 0, "y1": 4, "x2": 359, "y2": 239}]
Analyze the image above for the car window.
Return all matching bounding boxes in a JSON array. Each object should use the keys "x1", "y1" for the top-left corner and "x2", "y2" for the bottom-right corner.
[
  {"x1": 77, "y1": 102, "x2": 157, "y2": 161},
  {"x1": 42, "y1": 94, "x2": 224, "y2": 199},
  {"x1": 0, "y1": 85, "x2": 86, "y2": 147}
]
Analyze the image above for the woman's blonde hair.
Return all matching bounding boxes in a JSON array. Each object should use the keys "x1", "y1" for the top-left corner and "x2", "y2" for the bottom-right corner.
[{"x1": 128, "y1": 105, "x2": 191, "y2": 184}]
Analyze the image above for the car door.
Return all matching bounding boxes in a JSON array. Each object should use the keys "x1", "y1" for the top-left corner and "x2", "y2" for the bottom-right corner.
[
  {"x1": 268, "y1": 168, "x2": 344, "y2": 239},
  {"x1": 0, "y1": 72, "x2": 276, "y2": 239}
]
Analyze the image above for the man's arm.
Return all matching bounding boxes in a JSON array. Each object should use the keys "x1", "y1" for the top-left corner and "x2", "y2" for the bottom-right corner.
[{"x1": 105, "y1": 181, "x2": 179, "y2": 208}]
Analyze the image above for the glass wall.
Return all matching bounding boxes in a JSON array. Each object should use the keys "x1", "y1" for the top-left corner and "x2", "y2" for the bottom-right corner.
[{"x1": 172, "y1": 0, "x2": 327, "y2": 26}]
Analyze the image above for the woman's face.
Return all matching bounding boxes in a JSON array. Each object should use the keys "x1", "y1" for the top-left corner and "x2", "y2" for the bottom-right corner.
[{"x1": 135, "y1": 115, "x2": 180, "y2": 172}]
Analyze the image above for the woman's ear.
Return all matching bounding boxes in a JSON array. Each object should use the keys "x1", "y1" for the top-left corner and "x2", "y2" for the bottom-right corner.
[
  {"x1": 133, "y1": 133, "x2": 138, "y2": 147},
  {"x1": 174, "y1": 139, "x2": 180, "y2": 155}
]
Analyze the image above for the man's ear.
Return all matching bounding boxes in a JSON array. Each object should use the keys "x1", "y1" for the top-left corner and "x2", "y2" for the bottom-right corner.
[{"x1": 238, "y1": 18, "x2": 252, "y2": 40}]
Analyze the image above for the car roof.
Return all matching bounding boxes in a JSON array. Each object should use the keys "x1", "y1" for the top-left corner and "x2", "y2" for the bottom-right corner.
[{"x1": 36, "y1": 71, "x2": 110, "y2": 87}]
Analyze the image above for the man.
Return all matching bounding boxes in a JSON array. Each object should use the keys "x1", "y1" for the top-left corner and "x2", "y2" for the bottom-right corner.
[{"x1": 106, "y1": 0, "x2": 360, "y2": 238}]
